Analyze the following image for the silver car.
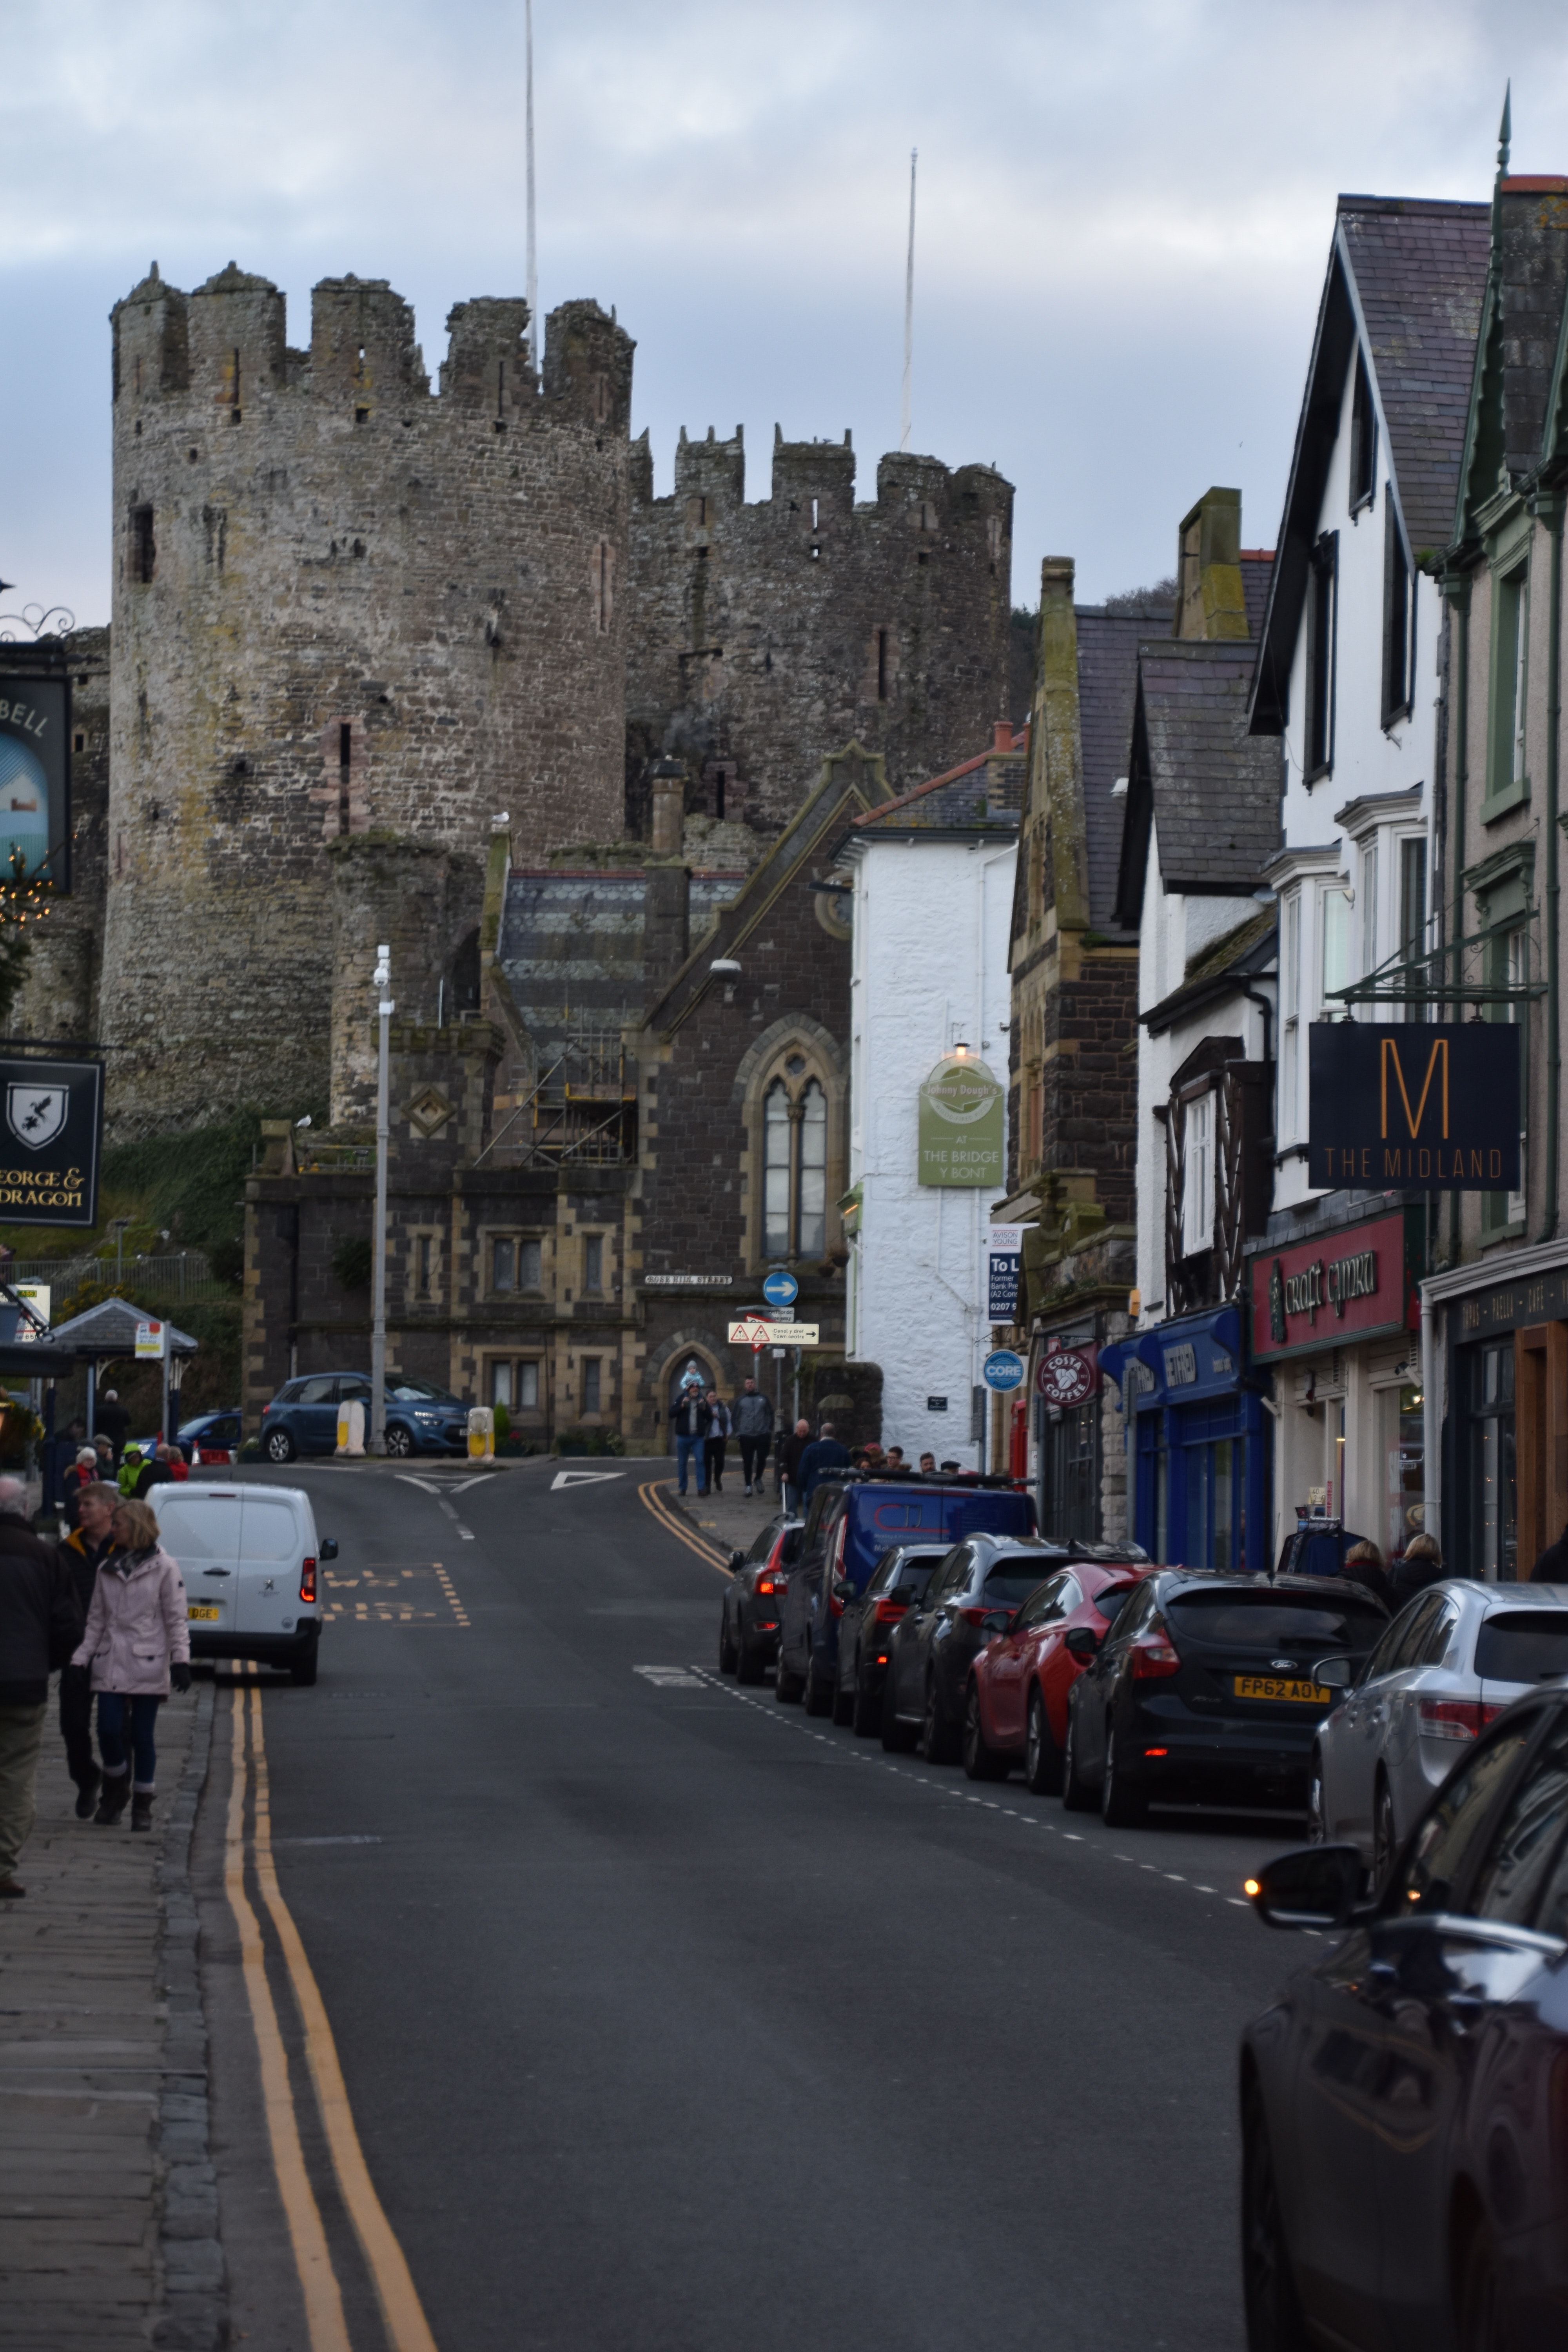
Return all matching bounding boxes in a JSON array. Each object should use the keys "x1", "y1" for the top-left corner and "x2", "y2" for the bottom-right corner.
[{"x1": 1308, "y1": 1577, "x2": 1568, "y2": 1883}]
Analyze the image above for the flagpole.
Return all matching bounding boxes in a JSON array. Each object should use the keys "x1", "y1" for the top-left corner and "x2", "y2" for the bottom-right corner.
[
  {"x1": 525, "y1": 0, "x2": 539, "y2": 376},
  {"x1": 900, "y1": 147, "x2": 916, "y2": 453}
]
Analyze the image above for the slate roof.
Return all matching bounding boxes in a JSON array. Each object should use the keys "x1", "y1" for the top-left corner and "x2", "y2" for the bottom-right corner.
[
  {"x1": 497, "y1": 868, "x2": 743, "y2": 1060},
  {"x1": 851, "y1": 728, "x2": 1025, "y2": 837},
  {"x1": 1141, "y1": 905, "x2": 1277, "y2": 1038},
  {"x1": 47, "y1": 1296, "x2": 199, "y2": 1356},
  {"x1": 1240, "y1": 552, "x2": 1274, "y2": 641},
  {"x1": 1074, "y1": 609, "x2": 1147, "y2": 934},
  {"x1": 1114, "y1": 642, "x2": 1282, "y2": 925}
]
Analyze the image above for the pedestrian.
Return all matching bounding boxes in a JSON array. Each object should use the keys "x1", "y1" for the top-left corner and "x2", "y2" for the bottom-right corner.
[
  {"x1": 58, "y1": 1482, "x2": 122, "y2": 1818},
  {"x1": 670, "y1": 1376, "x2": 713, "y2": 1498},
  {"x1": 732, "y1": 1377, "x2": 774, "y2": 1496},
  {"x1": 0, "y1": 1472, "x2": 83, "y2": 1898},
  {"x1": 703, "y1": 1389, "x2": 731, "y2": 1494},
  {"x1": 885, "y1": 1446, "x2": 906, "y2": 1473},
  {"x1": 165, "y1": 1444, "x2": 190, "y2": 1485},
  {"x1": 117, "y1": 1447, "x2": 145, "y2": 1499},
  {"x1": 918, "y1": 1452, "x2": 937, "y2": 1475},
  {"x1": 62, "y1": 1445, "x2": 100, "y2": 1530},
  {"x1": 95, "y1": 1388, "x2": 131, "y2": 1467},
  {"x1": 1388, "y1": 1530, "x2": 1452, "y2": 1607},
  {"x1": 93, "y1": 1435, "x2": 114, "y2": 1480},
  {"x1": 72, "y1": 1497, "x2": 191, "y2": 1832},
  {"x1": 133, "y1": 1445, "x2": 176, "y2": 1501},
  {"x1": 1529, "y1": 1520, "x2": 1568, "y2": 1583},
  {"x1": 1342, "y1": 1538, "x2": 1395, "y2": 1610},
  {"x1": 797, "y1": 1420, "x2": 851, "y2": 1503},
  {"x1": 778, "y1": 1418, "x2": 812, "y2": 1515}
]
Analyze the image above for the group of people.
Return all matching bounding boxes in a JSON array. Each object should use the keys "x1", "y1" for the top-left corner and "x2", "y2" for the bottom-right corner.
[
  {"x1": 0, "y1": 1469, "x2": 191, "y2": 1900},
  {"x1": 669, "y1": 1370, "x2": 958, "y2": 1509}
]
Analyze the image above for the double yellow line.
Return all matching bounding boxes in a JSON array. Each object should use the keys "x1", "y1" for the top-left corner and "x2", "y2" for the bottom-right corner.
[
  {"x1": 637, "y1": 1479, "x2": 733, "y2": 1575},
  {"x1": 224, "y1": 1686, "x2": 439, "y2": 2352}
]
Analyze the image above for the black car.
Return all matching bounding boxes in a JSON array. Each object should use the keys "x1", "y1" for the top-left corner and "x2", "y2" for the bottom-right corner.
[
  {"x1": 1241, "y1": 1690, "x2": 1568, "y2": 2350},
  {"x1": 1062, "y1": 1570, "x2": 1389, "y2": 1828},
  {"x1": 834, "y1": 1544, "x2": 948, "y2": 1734},
  {"x1": 882, "y1": 1535, "x2": 1084, "y2": 1764},
  {"x1": 718, "y1": 1515, "x2": 802, "y2": 1684}
]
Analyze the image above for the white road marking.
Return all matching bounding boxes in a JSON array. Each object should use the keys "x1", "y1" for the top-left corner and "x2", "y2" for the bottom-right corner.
[
  {"x1": 552, "y1": 1469, "x2": 625, "y2": 1490},
  {"x1": 634, "y1": 1664, "x2": 705, "y2": 1689},
  {"x1": 458, "y1": 1529, "x2": 475, "y2": 1540},
  {"x1": 395, "y1": 1476, "x2": 444, "y2": 1493}
]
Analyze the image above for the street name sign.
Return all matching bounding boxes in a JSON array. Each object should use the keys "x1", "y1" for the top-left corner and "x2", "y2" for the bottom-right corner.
[{"x1": 1308, "y1": 1023, "x2": 1520, "y2": 1191}]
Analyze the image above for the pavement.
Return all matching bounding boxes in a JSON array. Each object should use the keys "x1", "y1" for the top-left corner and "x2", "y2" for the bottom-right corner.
[
  {"x1": 164, "y1": 1451, "x2": 1308, "y2": 2352},
  {"x1": 0, "y1": 1678, "x2": 223, "y2": 2352}
]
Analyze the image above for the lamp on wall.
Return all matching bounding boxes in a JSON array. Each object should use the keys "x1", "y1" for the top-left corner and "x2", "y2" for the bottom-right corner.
[{"x1": 711, "y1": 955, "x2": 742, "y2": 1004}]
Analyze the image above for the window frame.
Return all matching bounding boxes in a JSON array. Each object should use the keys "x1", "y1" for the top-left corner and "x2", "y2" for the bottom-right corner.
[
  {"x1": 1486, "y1": 555, "x2": 1531, "y2": 820},
  {"x1": 762, "y1": 1068, "x2": 829, "y2": 1262},
  {"x1": 1381, "y1": 486, "x2": 1415, "y2": 729},
  {"x1": 1349, "y1": 352, "x2": 1377, "y2": 516},
  {"x1": 1180, "y1": 1087, "x2": 1214, "y2": 1258},
  {"x1": 486, "y1": 1230, "x2": 546, "y2": 1299},
  {"x1": 1279, "y1": 887, "x2": 1301, "y2": 1146},
  {"x1": 1304, "y1": 531, "x2": 1339, "y2": 783}
]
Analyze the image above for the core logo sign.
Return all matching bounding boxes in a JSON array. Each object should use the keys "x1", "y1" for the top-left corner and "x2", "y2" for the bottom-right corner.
[{"x1": 7, "y1": 1084, "x2": 68, "y2": 1150}]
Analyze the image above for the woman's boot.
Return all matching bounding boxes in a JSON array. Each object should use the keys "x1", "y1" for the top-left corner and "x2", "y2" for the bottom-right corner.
[
  {"x1": 94, "y1": 1771, "x2": 130, "y2": 1825},
  {"x1": 130, "y1": 1790, "x2": 154, "y2": 1833}
]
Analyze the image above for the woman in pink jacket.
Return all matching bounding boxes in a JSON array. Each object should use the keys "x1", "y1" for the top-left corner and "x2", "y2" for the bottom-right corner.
[{"x1": 71, "y1": 1497, "x2": 191, "y2": 1831}]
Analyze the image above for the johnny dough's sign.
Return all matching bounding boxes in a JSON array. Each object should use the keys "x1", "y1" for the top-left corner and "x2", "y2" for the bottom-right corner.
[
  {"x1": 0, "y1": 1058, "x2": 104, "y2": 1228},
  {"x1": 918, "y1": 1055, "x2": 1004, "y2": 1188},
  {"x1": 1308, "y1": 1024, "x2": 1521, "y2": 1191},
  {"x1": 1252, "y1": 1209, "x2": 1416, "y2": 1363},
  {"x1": 0, "y1": 673, "x2": 69, "y2": 884}
]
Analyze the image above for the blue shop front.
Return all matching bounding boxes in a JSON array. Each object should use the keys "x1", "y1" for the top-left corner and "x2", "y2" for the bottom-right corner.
[{"x1": 1102, "y1": 1306, "x2": 1270, "y2": 1571}]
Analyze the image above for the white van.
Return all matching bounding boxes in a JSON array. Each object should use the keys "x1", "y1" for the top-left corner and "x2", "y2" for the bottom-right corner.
[{"x1": 151, "y1": 1481, "x2": 336, "y2": 1685}]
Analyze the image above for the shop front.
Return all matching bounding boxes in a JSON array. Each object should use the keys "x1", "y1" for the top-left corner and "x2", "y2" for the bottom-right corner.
[
  {"x1": 1102, "y1": 1306, "x2": 1269, "y2": 1571},
  {"x1": 1247, "y1": 1204, "x2": 1424, "y2": 1571},
  {"x1": 1421, "y1": 1243, "x2": 1568, "y2": 1583}
]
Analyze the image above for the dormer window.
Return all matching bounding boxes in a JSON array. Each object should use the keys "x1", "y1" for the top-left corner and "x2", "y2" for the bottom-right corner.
[{"x1": 1350, "y1": 352, "x2": 1376, "y2": 514}]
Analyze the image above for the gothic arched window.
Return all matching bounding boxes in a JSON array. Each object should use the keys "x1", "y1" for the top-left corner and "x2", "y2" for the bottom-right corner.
[{"x1": 762, "y1": 1071, "x2": 828, "y2": 1261}]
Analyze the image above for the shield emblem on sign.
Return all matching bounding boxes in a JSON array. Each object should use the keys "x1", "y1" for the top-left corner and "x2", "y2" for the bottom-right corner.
[{"x1": 7, "y1": 1085, "x2": 68, "y2": 1150}]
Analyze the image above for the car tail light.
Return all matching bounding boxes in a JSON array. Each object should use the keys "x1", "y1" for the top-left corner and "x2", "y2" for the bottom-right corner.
[
  {"x1": 874, "y1": 1595, "x2": 909, "y2": 1623},
  {"x1": 756, "y1": 1573, "x2": 779, "y2": 1595},
  {"x1": 300, "y1": 1557, "x2": 317, "y2": 1604},
  {"x1": 1144, "y1": 1746, "x2": 1169, "y2": 1757},
  {"x1": 1418, "y1": 1697, "x2": 1504, "y2": 1741},
  {"x1": 1130, "y1": 1634, "x2": 1181, "y2": 1680}
]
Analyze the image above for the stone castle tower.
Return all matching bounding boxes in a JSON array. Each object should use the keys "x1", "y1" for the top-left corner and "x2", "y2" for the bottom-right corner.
[{"x1": 42, "y1": 259, "x2": 1015, "y2": 1137}]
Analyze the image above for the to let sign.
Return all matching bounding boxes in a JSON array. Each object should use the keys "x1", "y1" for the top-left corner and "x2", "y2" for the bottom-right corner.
[{"x1": 1308, "y1": 1024, "x2": 1520, "y2": 1192}]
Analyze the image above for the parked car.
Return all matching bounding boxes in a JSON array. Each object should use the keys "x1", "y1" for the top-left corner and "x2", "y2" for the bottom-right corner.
[
  {"x1": 132, "y1": 1407, "x2": 244, "y2": 1466},
  {"x1": 1062, "y1": 1570, "x2": 1389, "y2": 1827},
  {"x1": 260, "y1": 1371, "x2": 468, "y2": 1461},
  {"x1": 881, "y1": 1534, "x2": 1089, "y2": 1763},
  {"x1": 776, "y1": 1475, "x2": 1036, "y2": 1716},
  {"x1": 718, "y1": 1515, "x2": 803, "y2": 1683},
  {"x1": 1309, "y1": 1577, "x2": 1568, "y2": 1887},
  {"x1": 835, "y1": 1544, "x2": 950, "y2": 1733},
  {"x1": 963, "y1": 1559, "x2": 1152, "y2": 1788},
  {"x1": 1241, "y1": 1690, "x2": 1568, "y2": 2350},
  {"x1": 154, "y1": 1479, "x2": 335, "y2": 1683}
]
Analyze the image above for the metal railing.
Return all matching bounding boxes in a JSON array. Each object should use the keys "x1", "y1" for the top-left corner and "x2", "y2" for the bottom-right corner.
[
  {"x1": 2, "y1": 1250, "x2": 234, "y2": 1306},
  {"x1": 295, "y1": 1143, "x2": 376, "y2": 1173}
]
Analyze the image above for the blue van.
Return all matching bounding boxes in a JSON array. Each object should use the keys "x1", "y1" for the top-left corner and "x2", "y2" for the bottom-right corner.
[{"x1": 776, "y1": 1477, "x2": 1036, "y2": 1718}]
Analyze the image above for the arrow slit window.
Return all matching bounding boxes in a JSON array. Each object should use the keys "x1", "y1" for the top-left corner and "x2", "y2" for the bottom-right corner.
[{"x1": 763, "y1": 1074, "x2": 827, "y2": 1260}]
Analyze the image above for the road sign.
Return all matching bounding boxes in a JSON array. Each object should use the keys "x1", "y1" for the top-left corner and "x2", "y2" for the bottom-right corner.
[
  {"x1": 983, "y1": 1348, "x2": 1025, "y2": 1392},
  {"x1": 728, "y1": 1319, "x2": 819, "y2": 1348},
  {"x1": 762, "y1": 1269, "x2": 800, "y2": 1309},
  {"x1": 768, "y1": 1305, "x2": 796, "y2": 1323}
]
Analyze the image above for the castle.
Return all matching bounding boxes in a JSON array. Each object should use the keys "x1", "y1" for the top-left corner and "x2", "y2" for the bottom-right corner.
[{"x1": 24, "y1": 261, "x2": 1016, "y2": 1138}]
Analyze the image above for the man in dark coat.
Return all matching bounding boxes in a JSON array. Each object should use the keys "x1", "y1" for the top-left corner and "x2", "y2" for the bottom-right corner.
[
  {"x1": 0, "y1": 1475, "x2": 81, "y2": 1896},
  {"x1": 797, "y1": 1421, "x2": 851, "y2": 1504},
  {"x1": 94, "y1": 1389, "x2": 131, "y2": 1466},
  {"x1": 670, "y1": 1377, "x2": 713, "y2": 1498},
  {"x1": 1530, "y1": 1522, "x2": 1568, "y2": 1583},
  {"x1": 777, "y1": 1419, "x2": 811, "y2": 1513}
]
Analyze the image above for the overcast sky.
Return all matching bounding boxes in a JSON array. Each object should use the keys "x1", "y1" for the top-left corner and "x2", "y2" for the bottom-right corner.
[{"x1": 4, "y1": 0, "x2": 1566, "y2": 629}]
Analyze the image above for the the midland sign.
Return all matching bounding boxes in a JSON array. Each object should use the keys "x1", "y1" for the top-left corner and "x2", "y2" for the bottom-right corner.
[{"x1": 1308, "y1": 1024, "x2": 1520, "y2": 1192}]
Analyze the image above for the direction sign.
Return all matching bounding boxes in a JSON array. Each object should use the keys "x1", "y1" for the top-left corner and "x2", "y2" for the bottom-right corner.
[
  {"x1": 762, "y1": 1269, "x2": 800, "y2": 1309},
  {"x1": 728, "y1": 1319, "x2": 819, "y2": 1348},
  {"x1": 983, "y1": 1348, "x2": 1025, "y2": 1392}
]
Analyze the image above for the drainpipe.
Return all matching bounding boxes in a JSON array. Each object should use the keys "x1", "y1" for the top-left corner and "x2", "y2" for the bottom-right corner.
[
  {"x1": 1536, "y1": 481, "x2": 1564, "y2": 1242},
  {"x1": 1445, "y1": 577, "x2": 1471, "y2": 1269},
  {"x1": 1240, "y1": 984, "x2": 1273, "y2": 1070}
]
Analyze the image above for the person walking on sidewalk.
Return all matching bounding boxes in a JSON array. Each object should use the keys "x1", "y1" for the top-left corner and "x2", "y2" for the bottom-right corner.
[
  {"x1": 671, "y1": 1376, "x2": 713, "y2": 1497},
  {"x1": 72, "y1": 1497, "x2": 191, "y2": 1833},
  {"x1": 62, "y1": 1445, "x2": 100, "y2": 1530},
  {"x1": 0, "y1": 1474, "x2": 82, "y2": 1898},
  {"x1": 797, "y1": 1421, "x2": 851, "y2": 1504},
  {"x1": 733, "y1": 1378, "x2": 774, "y2": 1495},
  {"x1": 778, "y1": 1418, "x2": 811, "y2": 1515},
  {"x1": 703, "y1": 1389, "x2": 732, "y2": 1494},
  {"x1": 58, "y1": 1482, "x2": 123, "y2": 1819}
]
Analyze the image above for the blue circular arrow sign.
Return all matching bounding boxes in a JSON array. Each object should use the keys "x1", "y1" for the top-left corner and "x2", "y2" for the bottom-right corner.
[
  {"x1": 983, "y1": 1348, "x2": 1026, "y2": 1392},
  {"x1": 762, "y1": 1269, "x2": 800, "y2": 1308}
]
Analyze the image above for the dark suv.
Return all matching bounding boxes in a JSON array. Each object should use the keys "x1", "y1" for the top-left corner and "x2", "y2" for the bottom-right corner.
[
  {"x1": 882, "y1": 1535, "x2": 1110, "y2": 1762},
  {"x1": 776, "y1": 1477, "x2": 1036, "y2": 1717},
  {"x1": 1062, "y1": 1570, "x2": 1390, "y2": 1827},
  {"x1": 260, "y1": 1371, "x2": 469, "y2": 1461}
]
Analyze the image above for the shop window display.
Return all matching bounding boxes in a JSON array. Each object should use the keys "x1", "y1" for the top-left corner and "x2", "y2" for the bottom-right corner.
[
  {"x1": 1380, "y1": 1381, "x2": 1425, "y2": 1563},
  {"x1": 1468, "y1": 1342, "x2": 1517, "y2": 1581}
]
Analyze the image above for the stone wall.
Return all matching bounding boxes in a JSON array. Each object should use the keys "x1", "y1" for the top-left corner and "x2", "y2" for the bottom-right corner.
[
  {"x1": 627, "y1": 430, "x2": 1014, "y2": 836},
  {"x1": 103, "y1": 263, "x2": 633, "y2": 1134}
]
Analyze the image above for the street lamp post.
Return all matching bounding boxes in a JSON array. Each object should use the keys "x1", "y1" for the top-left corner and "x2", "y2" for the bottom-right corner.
[{"x1": 369, "y1": 944, "x2": 394, "y2": 1455}]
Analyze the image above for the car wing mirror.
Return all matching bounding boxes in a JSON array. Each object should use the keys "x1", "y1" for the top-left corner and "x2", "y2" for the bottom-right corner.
[
  {"x1": 980, "y1": 1609, "x2": 1013, "y2": 1637},
  {"x1": 830, "y1": 1576, "x2": 853, "y2": 1603},
  {"x1": 728, "y1": 1549, "x2": 746, "y2": 1572},
  {"x1": 318, "y1": 1537, "x2": 339, "y2": 1562},
  {"x1": 1245, "y1": 1844, "x2": 1363, "y2": 1931},
  {"x1": 1063, "y1": 1624, "x2": 1100, "y2": 1662},
  {"x1": 1312, "y1": 1653, "x2": 1355, "y2": 1691}
]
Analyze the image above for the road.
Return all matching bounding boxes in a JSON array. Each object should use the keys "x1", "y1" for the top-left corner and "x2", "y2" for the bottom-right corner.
[{"x1": 197, "y1": 1456, "x2": 1307, "y2": 2352}]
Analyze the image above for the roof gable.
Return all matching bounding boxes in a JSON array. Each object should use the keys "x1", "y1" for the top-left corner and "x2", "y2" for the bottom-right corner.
[
  {"x1": 1116, "y1": 642, "x2": 1282, "y2": 925},
  {"x1": 1455, "y1": 177, "x2": 1568, "y2": 541}
]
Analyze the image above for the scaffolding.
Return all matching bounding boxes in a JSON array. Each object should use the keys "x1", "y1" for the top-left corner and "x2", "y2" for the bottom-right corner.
[{"x1": 479, "y1": 1022, "x2": 636, "y2": 1169}]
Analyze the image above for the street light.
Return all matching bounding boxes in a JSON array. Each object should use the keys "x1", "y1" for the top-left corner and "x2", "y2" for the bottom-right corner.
[{"x1": 368, "y1": 943, "x2": 394, "y2": 1455}]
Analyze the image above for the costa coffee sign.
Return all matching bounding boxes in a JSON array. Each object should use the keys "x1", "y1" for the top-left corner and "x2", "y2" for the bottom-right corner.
[{"x1": 1250, "y1": 1209, "x2": 1417, "y2": 1363}]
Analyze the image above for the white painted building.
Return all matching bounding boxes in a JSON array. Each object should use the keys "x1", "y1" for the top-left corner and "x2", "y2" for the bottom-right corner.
[{"x1": 834, "y1": 730, "x2": 1022, "y2": 1467}]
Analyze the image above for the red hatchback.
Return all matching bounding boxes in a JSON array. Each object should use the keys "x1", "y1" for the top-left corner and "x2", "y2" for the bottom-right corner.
[{"x1": 962, "y1": 1559, "x2": 1152, "y2": 1791}]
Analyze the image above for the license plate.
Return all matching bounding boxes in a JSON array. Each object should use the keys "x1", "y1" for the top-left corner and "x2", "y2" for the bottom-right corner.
[
  {"x1": 187, "y1": 1603, "x2": 222, "y2": 1621},
  {"x1": 1234, "y1": 1673, "x2": 1331, "y2": 1704}
]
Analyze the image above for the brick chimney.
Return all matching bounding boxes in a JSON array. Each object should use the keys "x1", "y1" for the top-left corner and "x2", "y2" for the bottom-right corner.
[
  {"x1": 644, "y1": 759, "x2": 690, "y2": 985},
  {"x1": 1174, "y1": 487, "x2": 1248, "y2": 641}
]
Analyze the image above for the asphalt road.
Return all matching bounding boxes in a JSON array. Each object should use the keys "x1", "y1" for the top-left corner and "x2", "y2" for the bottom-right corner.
[{"x1": 199, "y1": 1456, "x2": 1312, "y2": 2352}]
